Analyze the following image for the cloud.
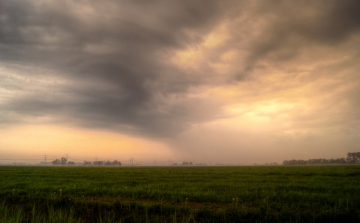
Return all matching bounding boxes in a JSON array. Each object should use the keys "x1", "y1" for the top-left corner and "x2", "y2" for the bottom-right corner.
[
  {"x1": 0, "y1": 0, "x2": 238, "y2": 137},
  {"x1": 1, "y1": 0, "x2": 360, "y2": 152}
]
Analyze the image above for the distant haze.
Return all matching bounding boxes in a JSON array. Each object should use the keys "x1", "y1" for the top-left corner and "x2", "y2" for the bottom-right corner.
[{"x1": 1, "y1": 0, "x2": 360, "y2": 165}]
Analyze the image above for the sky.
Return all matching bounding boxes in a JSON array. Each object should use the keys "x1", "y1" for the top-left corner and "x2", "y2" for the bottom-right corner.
[{"x1": 1, "y1": 0, "x2": 360, "y2": 165}]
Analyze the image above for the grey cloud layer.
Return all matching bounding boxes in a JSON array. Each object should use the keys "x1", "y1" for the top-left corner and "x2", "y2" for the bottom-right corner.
[
  {"x1": 0, "y1": 0, "x2": 234, "y2": 136},
  {"x1": 1, "y1": 0, "x2": 359, "y2": 138}
]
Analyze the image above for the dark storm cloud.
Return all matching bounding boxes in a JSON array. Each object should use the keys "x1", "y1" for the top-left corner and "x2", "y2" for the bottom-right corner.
[
  {"x1": 241, "y1": 0, "x2": 360, "y2": 69},
  {"x1": 0, "y1": 0, "x2": 236, "y2": 137},
  {"x1": 1, "y1": 0, "x2": 359, "y2": 138}
]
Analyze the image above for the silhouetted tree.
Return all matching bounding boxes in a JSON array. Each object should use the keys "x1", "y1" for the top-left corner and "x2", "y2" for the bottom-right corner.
[
  {"x1": 93, "y1": 161, "x2": 104, "y2": 166},
  {"x1": 83, "y1": 161, "x2": 91, "y2": 166},
  {"x1": 105, "y1": 161, "x2": 112, "y2": 166},
  {"x1": 112, "y1": 160, "x2": 121, "y2": 166},
  {"x1": 182, "y1": 161, "x2": 193, "y2": 166},
  {"x1": 60, "y1": 157, "x2": 67, "y2": 165},
  {"x1": 284, "y1": 154, "x2": 358, "y2": 165},
  {"x1": 283, "y1": 159, "x2": 307, "y2": 165},
  {"x1": 52, "y1": 159, "x2": 60, "y2": 165},
  {"x1": 347, "y1": 152, "x2": 360, "y2": 164}
]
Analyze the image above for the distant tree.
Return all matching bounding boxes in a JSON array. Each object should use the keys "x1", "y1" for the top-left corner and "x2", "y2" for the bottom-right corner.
[
  {"x1": 93, "y1": 161, "x2": 104, "y2": 166},
  {"x1": 112, "y1": 160, "x2": 121, "y2": 166},
  {"x1": 283, "y1": 159, "x2": 307, "y2": 165},
  {"x1": 347, "y1": 152, "x2": 360, "y2": 164},
  {"x1": 83, "y1": 161, "x2": 91, "y2": 166},
  {"x1": 337, "y1": 158, "x2": 347, "y2": 164},
  {"x1": 299, "y1": 159, "x2": 307, "y2": 165},
  {"x1": 286, "y1": 155, "x2": 351, "y2": 166},
  {"x1": 52, "y1": 159, "x2": 60, "y2": 165},
  {"x1": 67, "y1": 161, "x2": 75, "y2": 165},
  {"x1": 60, "y1": 157, "x2": 67, "y2": 165},
  {"x1": 181, "y1": 161, "x2": 193, "y2": 166},
  {"x1": 105, "y1": 161, "x2": 112, "y2": 166}
]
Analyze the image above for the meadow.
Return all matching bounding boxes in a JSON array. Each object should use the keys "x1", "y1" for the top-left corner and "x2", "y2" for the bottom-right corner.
[{"x1": 0, "y1": 165, "x2": 359, "y2": 222}]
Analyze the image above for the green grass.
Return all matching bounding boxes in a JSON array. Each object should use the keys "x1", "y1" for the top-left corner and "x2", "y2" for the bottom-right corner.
[{"x1": 0, "y1": 165, "x2": 359, "y2": 222}]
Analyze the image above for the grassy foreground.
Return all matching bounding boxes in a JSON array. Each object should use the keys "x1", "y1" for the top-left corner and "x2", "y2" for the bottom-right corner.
[{"x1": 0, "y1": 165, "x2": 359, "y2": 222}]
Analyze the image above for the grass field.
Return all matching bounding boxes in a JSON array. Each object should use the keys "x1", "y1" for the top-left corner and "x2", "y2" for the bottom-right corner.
[{"x1": 0, "y1": 165, "x2": 360, "y2": 222}]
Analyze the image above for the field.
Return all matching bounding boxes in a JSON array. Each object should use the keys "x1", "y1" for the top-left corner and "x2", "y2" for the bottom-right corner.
[{"x1": 0, "y1": 165, "x2": 360, "y2": 223}]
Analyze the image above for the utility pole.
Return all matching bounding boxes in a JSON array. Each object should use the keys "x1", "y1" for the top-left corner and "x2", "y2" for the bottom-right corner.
[{"x1": 44, "y1": 155, "x2": 47, "y2": 165}]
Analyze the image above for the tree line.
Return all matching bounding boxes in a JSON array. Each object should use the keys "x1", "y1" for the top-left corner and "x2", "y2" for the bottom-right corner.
[
  {"x1": 52, "y1": 157, "x2": 121, "y2": 166},
  {"x1": 283, "y1": 152, "x2": 360, "y2": 165}
]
